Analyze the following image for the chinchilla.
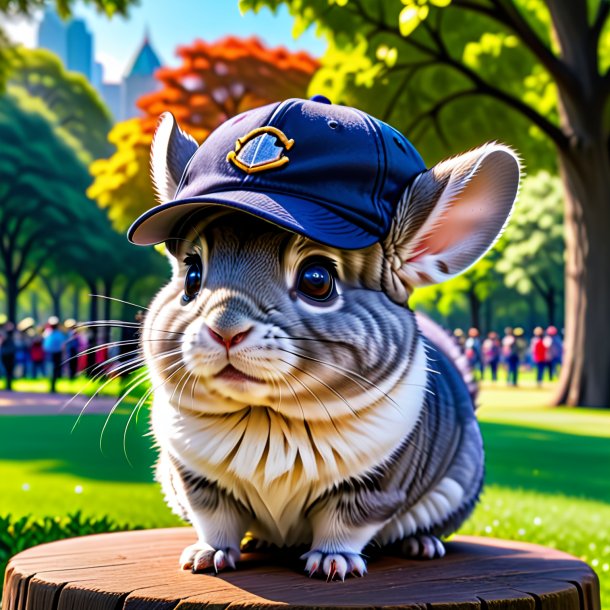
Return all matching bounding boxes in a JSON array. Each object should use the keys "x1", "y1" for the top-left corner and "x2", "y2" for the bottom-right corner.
[{"x1": 129, "y1": 99, "x2": 520, "y2": 580}]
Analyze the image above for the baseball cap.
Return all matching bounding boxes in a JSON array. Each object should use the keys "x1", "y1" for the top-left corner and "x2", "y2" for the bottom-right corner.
[{"x1": 128, "y1": 97, "x2": 426, "y2": 250}]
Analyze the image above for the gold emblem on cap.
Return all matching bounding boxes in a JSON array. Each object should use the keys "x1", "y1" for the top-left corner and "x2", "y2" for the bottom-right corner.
[{"x1": 227, "y1": 126, "x2": 294, "y2": 174}]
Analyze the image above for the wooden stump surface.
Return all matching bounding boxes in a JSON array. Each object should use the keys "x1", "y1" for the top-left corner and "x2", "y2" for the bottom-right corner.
[{"x1": 2, "y1": 528, "x2": 601, "y2": 610}]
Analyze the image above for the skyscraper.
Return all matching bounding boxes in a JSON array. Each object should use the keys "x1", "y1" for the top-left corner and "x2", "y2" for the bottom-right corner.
[
  {"x1": 121, "y1": 34, "x2": 162, "y2": 120},
  {"x1": 66, "y1": 19, "x2": 93, "y2": 81},
  {"x1": 37, "y1": 7, "x2": 93, "y2": 81},
  {"x1": 37, "y1": 8, "x2": 67, "y2": 65}
]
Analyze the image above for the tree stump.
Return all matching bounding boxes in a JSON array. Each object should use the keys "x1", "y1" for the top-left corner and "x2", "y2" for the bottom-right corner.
[{"x1": 2, "y1": 528, "x2": 601, "y2": 609}]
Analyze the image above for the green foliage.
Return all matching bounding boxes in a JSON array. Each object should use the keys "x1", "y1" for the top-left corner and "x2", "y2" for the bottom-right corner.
[
  {"x1": 0, "y1": 512, "x2": 138, "y2": 584},
  {"x1": 241, "y1": 0, "x2": 558, "y2": 169},
  {"x1": 0, "y1": 0, "x2": 135, "y2": 18},
  {"x1": 0, "y1": 89, "x2": 94, "y2": 312},
  {"x1": 1, "y1": 385, "x2": 608, "y2": 604},
  {"x1": 7, "y1": 47, "x2": 113, "y2": 163},
  {"x1": 497, "y1": 171, "x2": 564, "y2": 297}
]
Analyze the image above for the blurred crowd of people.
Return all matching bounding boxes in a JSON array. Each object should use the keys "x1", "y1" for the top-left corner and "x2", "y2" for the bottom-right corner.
[
  {"x1": 0, "y1": 317, "x2": 106, "y2": 393},
  {"x1": 453, "y1": 325, "x2": 563, "y2": 386}
]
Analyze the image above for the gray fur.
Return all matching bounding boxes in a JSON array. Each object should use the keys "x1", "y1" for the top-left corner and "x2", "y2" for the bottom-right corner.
[{"x1": 142, "y1": 131, "x2": 519, "y2": 578}]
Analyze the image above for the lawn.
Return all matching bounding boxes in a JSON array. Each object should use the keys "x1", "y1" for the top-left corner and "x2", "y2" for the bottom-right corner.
[{"x1": 0, "y1": 379, "x2": 608, "y2": 605}]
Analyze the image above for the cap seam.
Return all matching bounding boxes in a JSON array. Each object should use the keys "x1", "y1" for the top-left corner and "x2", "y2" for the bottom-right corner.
[{"x1": 168, "y1": 187, "x2": 385, "y2": 237}]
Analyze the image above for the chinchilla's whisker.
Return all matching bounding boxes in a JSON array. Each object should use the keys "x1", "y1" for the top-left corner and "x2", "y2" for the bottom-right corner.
[
  {"x1": 88, "y1": 294, "x2": 150, "y2": 311},
  {"x1": 190, "y1": 371, "x2": 199, "y2": 413},
  {"x1": 62, "y1": 353, "x2": 146, "y2": 417},
  {"x1": 176, "y1": 369, "x2": 195, "y2": 417},
  {"x1": 279, "y1": 367, "x2": 344, "y2": 437},
  {"x1": 77, "y1": 320, "x2": 185, "y2": 336},
  {"x1": 275, "y1": 370, "x2": 304, "y2": 422},
  {"x1": 277, "y1": 346, "x2": 402, "y2": 410},
  {"x1": 83, "y1": 350, "x2": 145, "y2": 380},
  {"x1": 68, "y1": 363, "x2": 147, "y2": 432},
  {"x1": 275, "y1": 334, "x2": 353, "y2": 347},
  {"x1": 280, "y1": 335, "x2": 441, "y2": 376},
  {"x1": 99, "y1": 368, "x2": 152, "y2": 455},
  {"x1": 268, "y1": 373, "x2": 283, "y2": 414},
  {"x1": 123, "y1": 361, "x2": 186, "y2": 462},
  {"x1": 70, "y1": 348, "x2": 183, "y2": 432},
  {"x1": 279, "y1": 358, "x2": 358, "y2": 422},
  {"x1": 170, "y1": 366, "x2": 192, "y2": 413}
]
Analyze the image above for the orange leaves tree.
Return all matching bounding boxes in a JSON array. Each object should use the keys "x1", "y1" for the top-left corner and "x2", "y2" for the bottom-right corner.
[{"x1": 89, "y1": 36, "x2": 318, "y2": 231}]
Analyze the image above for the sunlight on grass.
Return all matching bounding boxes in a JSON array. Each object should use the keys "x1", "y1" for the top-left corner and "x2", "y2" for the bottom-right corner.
[{"x1": 0, "y1": 381, "x2": 609, "y2": 605}]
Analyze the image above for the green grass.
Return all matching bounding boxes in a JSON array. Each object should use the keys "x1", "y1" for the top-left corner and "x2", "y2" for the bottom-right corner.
[
  {"x1": 0, "y1": 380, "x2": 608, "y2": 605},
  {"x1": 1, "y1": 375, "x2": 131, "y2": 396}
]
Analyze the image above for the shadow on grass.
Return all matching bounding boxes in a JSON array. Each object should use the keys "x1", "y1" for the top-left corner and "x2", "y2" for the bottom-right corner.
[
  {"x1": 0, "y1": 412, "x2": 156, "y2": 483},
  {"x1": 480, "y1": 421, "x2": 610, "y2": 503}
]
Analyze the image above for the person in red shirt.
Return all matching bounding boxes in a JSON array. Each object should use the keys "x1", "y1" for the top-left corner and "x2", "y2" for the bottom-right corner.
[{"x1": 531, "y1": 326, "x2": 547, "y2": 387}]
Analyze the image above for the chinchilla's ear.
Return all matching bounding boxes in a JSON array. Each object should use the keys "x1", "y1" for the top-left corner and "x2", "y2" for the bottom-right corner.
[
  {"x1": 381, "y1": 143, "x2": 520, "y2": 303},
  {"x1": 150, "y1": 112, "x2": 198, "y2": 203}
]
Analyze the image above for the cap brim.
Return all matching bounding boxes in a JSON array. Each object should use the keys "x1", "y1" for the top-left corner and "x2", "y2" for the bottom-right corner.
[{"x1": 127, "y1": 190, "x2": 377, "y2": 250}]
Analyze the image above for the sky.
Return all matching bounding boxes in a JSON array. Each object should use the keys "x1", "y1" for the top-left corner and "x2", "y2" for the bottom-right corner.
[{"x1": 3, "y1": 0, "x2": 327, "y2": 82}]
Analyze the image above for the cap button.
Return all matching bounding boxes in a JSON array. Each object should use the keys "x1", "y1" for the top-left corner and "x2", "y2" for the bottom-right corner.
[{"x1": 309, "y1": 94, "x2": 332, "y2": 105}]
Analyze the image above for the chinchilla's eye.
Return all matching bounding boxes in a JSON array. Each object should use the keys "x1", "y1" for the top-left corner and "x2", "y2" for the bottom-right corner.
[
  {"x1": 297, "y1": 260, "x2": 337, "y2": 302},
  {"x1": 182, "y1": 255, "x2": 202, "y2": 303}
]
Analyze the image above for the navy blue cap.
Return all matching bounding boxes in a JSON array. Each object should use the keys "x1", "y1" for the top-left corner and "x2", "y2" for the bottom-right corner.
[{"x1": 128, "y1": 98, "x2": 426, "y2": 250}]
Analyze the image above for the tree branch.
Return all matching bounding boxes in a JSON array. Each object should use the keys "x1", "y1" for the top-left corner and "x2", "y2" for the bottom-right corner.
[
  {"x1": 451, "y1": 0, "x2": 578, "y2": 95},
  {"x1": 420, "y1": 18, "x2": 570, "y2": 149},
  {"x1": 592, "y1": 0, "x2": 610, "y2": 43},
  {"x1": 405, "y1": 88, "x2": 478, "y2": 136}
]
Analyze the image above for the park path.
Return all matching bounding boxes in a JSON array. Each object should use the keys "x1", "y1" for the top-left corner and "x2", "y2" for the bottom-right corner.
[{"x1": 0, "y1": 390, "x2": 117, "y2": 415}]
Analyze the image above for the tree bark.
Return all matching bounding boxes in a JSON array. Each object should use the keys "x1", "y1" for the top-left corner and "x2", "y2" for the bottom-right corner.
[
  {"x1": 546, "y1": 286, "x2": 556, "y2": 328},
  {"x1": 72, "y1": 285, "x2": 80, "y2": 321},
  {"x1": 554, "y1": 147, "x2": 610, "y2": 407},
  {"x1": 6, "y1": 278, "x2": 18, "y2": 324},
  {"x1": 101, "y1": 278, "x2": 114, "y2": 344},
  {"x1": 467, "y1": 288, "x2": 481, "y2": 330},
  {"x1": 548, "y1": 0, "x2": 610, "y2": 407}
]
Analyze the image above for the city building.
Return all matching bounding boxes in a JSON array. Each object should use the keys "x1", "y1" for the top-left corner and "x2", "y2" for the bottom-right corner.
[
  {"x1": 35, "y1": 9, "x2": 163, "y2": 122},
  {"x1": 120, "y1": 34, "x2": 163, "y2": 120}
]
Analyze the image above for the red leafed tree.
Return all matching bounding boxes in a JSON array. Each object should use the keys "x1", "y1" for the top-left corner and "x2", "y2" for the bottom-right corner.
[
  {"x1": 139, "y1": 36, "x2": 319, "y2": 142},
  {"x1": 89, "y1": 36, "x2": 318, "y2": 229}
]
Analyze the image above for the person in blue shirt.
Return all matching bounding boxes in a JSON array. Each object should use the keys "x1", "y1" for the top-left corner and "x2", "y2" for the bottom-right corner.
[{"x1": 43, "y1": 316, "x2": 65, "y2": 393}]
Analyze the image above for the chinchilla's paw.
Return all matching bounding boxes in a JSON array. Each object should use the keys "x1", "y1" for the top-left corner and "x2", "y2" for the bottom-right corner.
[
  {"x1": 180, "y1": 542, "x2": 240, "y2": 573},
  {"x1": 301, "y1": 549, "x2": 367, "y2": 581},
  {"x1": 398, "y1": 535, "x2": 445, "y2": 559}
]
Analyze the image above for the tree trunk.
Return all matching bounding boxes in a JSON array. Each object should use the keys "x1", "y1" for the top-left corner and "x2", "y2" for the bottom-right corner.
[
  {"x1": 6, "y1": 279, "x2": 18, "y2": 324},
  {"x1": 467, "y1": 288, "x2": 481, "y2": 330},
  {"x1": 483, "y1": 298, "x2": 492, "y2": 335},
  {"x1": 548, "y1": 0, "x2": 610, "y2": 407},
  {"x1": 30, "y1": 291, "x2": 39, "y2": 322},
  {"x1": 554, "y1": 149, "x2": 610, "y2": 407},
  {"x1": 87, "y1": 279, "x2": 98, "y2": 374},
  {"x1": 72, "y1": 285, "x2": 80, "y2": 321},
  {"x1": 101, "y1": 278, "x2": 114, "y2": 344},
  {"x1": 545, "y1": 287, "x2": 556, "y2": 328}
]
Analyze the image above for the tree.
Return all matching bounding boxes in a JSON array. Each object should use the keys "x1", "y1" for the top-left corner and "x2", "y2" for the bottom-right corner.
[
  {"x1": 7, "y1": 47, "x2": 113, "y2": 162},
  {"x1": 89, "y1": 119, "x2": 154, "y2": 232},
  {"x1": 0, "y1": 89, "x2": 93, "y2": 323},
  {"x1": 89, "y1": 36, "x2": 318, "y2": 231},
  {"x1": 0, "y1": 0, "x2": 134, "y2": 17},
  {"x1": 410, "y1": 250, "x2": 502, "y2": 331},
  {"x1": 497, "y1": 171, "x2": 564, "y2": 326},
  {"x1": 243, "y1": 0, "x2": 610, "y2": 407},
  {"x1": 0, "y1": 0, "x2": 137, "y2": 90}
]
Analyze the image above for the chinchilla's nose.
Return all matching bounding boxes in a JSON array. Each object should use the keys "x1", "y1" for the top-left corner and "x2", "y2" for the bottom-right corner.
[
  {"x1": 203, "y1": 293, "x2": 256, "y2": 351},
  {"x1": 206, "y1": 324, "x2": 252, "y2": 351}
]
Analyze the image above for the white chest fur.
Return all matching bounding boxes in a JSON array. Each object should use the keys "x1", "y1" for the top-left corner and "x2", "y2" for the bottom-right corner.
[{"x1": 151, "y1": 341, "x2": 428, "y2": 545}]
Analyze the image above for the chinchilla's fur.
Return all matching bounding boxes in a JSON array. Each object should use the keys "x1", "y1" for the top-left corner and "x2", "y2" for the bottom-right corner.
[{"x1": 142, "y1": 114, "x2": 520, "y2": 579}]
